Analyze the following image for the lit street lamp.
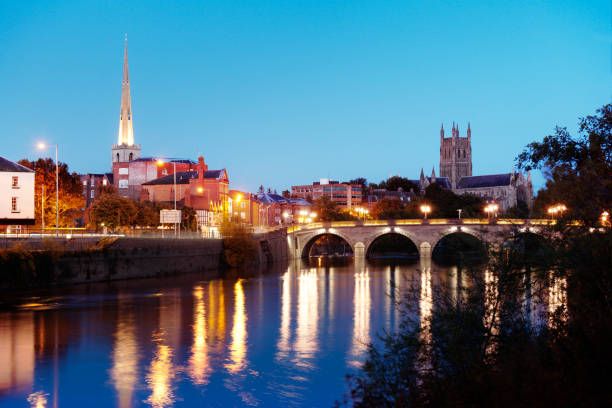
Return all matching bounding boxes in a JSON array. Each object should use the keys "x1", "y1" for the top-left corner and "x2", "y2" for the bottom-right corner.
[
  {"x1": 355, "y1": 207, "x2": 369, "y2": 220},
  {"x1": 420, "y1": 204, "x2": 431, "y2": 220},
  {"x1": 547, "y1": 204, "x2": 567, "y2": 219},
  {"x1": 484, "y1": 203, "x2": 499, "y2": 220},
  {"x1": 37, "y1": 143, "x2": 59, "y2": 236}
]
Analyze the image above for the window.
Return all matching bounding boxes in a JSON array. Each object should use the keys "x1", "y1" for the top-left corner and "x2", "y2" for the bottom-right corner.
[
  {"x1": 91, "y1": 179, "x2": 95, "y2": 186},
  {"x1": 11, "y1": 197, "x2": 18, "y2": 212},
  {"x1": 11, "y1": 176, "x2": 18, "y2": 188},
  {"x1": 118, "y1": 179, "x2": 129, "y2": 189},
  {"x1": 103, "y1": 179, "x2": 108, "y2": 186},
  {"x1": 119, "y1": 168, "x2": 129, "y2": 175},
  {"x1": 91, "y1": 190, "x2": 95, "y2": 198},
  {"x1": 83, "y1": 180, "x2": 87, "y2": 186}
]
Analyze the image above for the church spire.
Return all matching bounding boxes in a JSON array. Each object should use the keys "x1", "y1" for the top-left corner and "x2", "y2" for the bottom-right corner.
[{"x1": 117, "y1": 35, "x2": 134, "y2": 146}]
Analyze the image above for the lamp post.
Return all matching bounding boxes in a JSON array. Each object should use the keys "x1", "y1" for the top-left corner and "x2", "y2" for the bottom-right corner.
[
  {"x1": 484, "y1": 203, "x2": 499, "y2": 221},
  {"x1": 38, "y1": 143, "x2": 59, "y2": 236},
  {"x1": 547, "y1": 204, "x2": 567, "y2": 220},
  {"x1": 420, "y1": 204, "x2": 431, "y2": 220}
]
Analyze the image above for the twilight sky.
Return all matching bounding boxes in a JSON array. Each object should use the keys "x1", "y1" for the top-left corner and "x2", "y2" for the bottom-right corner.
[{"x1": 0, "y1": 0, "x2": 609, "y2": 193}]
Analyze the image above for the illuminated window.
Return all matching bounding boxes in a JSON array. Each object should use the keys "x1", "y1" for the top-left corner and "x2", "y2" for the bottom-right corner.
[
  {"x1": 11, "y1": 176, "x2": 18, "y2": 188},
  {"x1": 11, "y1": 197, "x2": 18, "y2": 212}
]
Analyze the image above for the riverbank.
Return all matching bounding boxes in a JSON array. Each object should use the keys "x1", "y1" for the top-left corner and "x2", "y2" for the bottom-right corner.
[{"x1": 0, "y1": 230, "x2": 289, "y2": 290}]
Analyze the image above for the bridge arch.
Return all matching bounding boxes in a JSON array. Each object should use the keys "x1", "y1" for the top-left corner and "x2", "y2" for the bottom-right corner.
[
  {"x1": 301, "y1": 232, "x2": 354, "y2": 258},
  {"x1": 432, "y1": 231, "x2": 487, "y2": 264},
  {"x1": 365, "y1": 232, "x2": 420, "y2": 259}
]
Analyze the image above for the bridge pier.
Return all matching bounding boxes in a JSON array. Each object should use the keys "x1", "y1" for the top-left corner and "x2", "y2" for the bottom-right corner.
[
  {"x1": 419, "y1": 241, "x2": 432, "y2": 258},
  {"x1": 354, "y1": 242, "x2": 365, "y2": 258}
]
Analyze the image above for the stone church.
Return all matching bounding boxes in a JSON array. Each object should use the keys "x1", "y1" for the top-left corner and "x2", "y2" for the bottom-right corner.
[{"x1": 418, "y1": 123, "x2": 533, "y2": 211}]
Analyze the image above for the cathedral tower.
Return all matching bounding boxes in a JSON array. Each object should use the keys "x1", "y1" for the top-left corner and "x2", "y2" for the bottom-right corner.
[
  {"x1": 111, "y1": 36, "x2": 141, "y2": 166},
  {"x1": 439, "y1": 122, "x2": 472, "y2": 188}
]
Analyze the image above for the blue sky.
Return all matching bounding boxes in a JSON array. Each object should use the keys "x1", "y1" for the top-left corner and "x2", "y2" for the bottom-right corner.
[{"x1": 0, "y1": 0, "x2": 609, "y2": 193}]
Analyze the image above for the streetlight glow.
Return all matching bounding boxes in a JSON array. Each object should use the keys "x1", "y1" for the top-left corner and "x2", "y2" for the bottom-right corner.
[{"x1": 420, "y1": 204, "x2": 432, "y2": 220}]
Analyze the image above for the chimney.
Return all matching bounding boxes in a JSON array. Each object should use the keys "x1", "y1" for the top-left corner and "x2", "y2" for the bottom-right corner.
[{"x1": 197, "y1": 156, "x2": 208, "y2": 180}]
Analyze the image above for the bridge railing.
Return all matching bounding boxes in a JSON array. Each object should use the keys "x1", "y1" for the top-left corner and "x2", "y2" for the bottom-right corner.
[{"x1": 287, "y1": 218, "x2": 557, "y2": 232}]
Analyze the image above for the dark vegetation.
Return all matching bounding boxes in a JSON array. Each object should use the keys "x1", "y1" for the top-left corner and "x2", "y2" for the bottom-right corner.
[
  {"x1": 219, "y1": 217, "x2": 257, "y2": 268},
  {"x1": 338, "y1": 105, "x2": 612, "y2": 407}
]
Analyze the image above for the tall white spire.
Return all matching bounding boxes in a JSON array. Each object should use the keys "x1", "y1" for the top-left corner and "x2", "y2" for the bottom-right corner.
[{"x1": 117, "y1": 34, "x2": 134, "y2": 146}]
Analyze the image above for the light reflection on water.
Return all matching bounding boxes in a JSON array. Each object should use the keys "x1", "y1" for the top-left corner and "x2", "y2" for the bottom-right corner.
[{"x1": 0, "y1": 259, "x2": 567, "y2": 407}]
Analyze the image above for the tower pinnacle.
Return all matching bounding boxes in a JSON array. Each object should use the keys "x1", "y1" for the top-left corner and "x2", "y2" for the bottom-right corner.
[{"x1": 118, "y1": 35, "x2": 134, "y2": 146}]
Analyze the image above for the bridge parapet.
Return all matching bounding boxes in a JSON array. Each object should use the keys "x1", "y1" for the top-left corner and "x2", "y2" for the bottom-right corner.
[{"x1": 287, "y1": 219, "x2": 555, "y2": 259}]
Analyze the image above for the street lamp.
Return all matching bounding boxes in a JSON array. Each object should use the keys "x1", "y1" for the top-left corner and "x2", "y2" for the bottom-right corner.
[
  {"x1": 420, "y1": 204, "x2": 431, "y2": 220},
  {"x1": 484, "y1": 203, "x2": 499, "y2": 220},
  {"x1": 601, "y1": 211, "x2": 610, "y2": 227},
  {"x1": 37, "y1": 143, "x2": 59, "y2": 236},
  {"x1": 547, "y1": 203, "x2": 567, "y2": 219}
]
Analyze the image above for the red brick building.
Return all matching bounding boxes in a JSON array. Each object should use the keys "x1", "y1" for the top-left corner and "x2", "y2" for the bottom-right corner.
[{"x1": 291, "y1": 179, "x2": 362, "y2": 209}]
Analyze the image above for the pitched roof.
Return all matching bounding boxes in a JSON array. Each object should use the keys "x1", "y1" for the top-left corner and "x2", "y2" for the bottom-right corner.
[
  {"x1": 456, "y1": 174, "x2": 511, "y2": 189},
  {"x1": 142, "y1": 169, "x2": 226, "y2": 186},
  {"x1": 256, "y1": 193, "x2": 288, "y2": 204},
  {"x1": 132, "y1": 157, "x2": 195, "y2": 164},
  {"x1": 0, "y1": 157, "x2": 34, "y2": 173}
]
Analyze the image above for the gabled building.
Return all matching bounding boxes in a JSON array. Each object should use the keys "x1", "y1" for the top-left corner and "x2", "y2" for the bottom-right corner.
[
  {"x1": 0, "y1": 157, "x2": 35, "y2": 230},
  {"x1": 81, "y1": 173, "x2": 113, "y2": 207}
]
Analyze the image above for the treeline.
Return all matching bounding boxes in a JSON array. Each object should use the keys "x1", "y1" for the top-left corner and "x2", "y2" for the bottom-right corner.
[{"x1": 88, "y1": 187, "x2": 198, "y2": 231}]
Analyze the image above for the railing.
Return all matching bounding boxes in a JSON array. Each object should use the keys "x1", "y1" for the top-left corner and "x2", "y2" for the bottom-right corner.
[{"x1": 287, "y1": 219, "x2": 557, "y2": 232}]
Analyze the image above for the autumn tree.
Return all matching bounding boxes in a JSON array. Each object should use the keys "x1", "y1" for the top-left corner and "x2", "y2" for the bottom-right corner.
[
  {"x1": 313, "y1": 196, "x2": 356, "y2": 221},
  {"x1": 18, "y1": 158, "x2": 84, "y2": 228},
  {"x1": 89, "y1": 192, "x2": 137, "y2": 229}
]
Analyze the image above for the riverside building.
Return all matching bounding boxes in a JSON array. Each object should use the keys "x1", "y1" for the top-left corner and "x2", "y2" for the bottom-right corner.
[{"x1": 291, "y1": 179, "x2": 362, "y2": 209}]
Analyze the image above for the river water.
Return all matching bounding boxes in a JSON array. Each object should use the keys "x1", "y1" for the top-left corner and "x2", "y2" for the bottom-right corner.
[{"x1": 0, "y1": 258, "x2": 565, "y2": 407}]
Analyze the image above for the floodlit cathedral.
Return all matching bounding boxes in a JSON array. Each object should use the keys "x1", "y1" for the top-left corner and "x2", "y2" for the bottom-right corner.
[
  {"x1": 111, "y1": 36, "x2": 141, "y2": 165},
  {"x1": 418, "y1": 122, "x2": 533, "y2": 211}
]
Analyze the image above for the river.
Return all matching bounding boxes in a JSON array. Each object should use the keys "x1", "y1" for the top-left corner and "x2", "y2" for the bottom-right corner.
[{"x1": 0, "y1": 257, "x2": 565, "y2": 407}]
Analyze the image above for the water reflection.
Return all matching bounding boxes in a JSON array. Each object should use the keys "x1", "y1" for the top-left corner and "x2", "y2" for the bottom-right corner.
[
  {"x1": 419, "y1": 257, "x2": 433, "y2": 343},
  {"x1": 483, "y1": 269, "x2": 499, "y2": 355},
  {"x1": 295, "y1": 269, "x2": 319, "y2": 367},
  {"x1": 27, "y1": 391, "x2": 48, "y2": 408},
  {"x1": 110, "y1": 296, "x2": 139, "y2": 408},
  {"x1": 277, "y1": 270, "x2": 292, "y2": 359},
  {"x1": 227, "y1": 279, "x2": 247, "y2": 373},
  {"x1": 0, "y1": 312, "x2": 35, "y2": 394},
  {"x1": 0, "y1": 260, "x2": 577, "y2": 408},
  {"x1": 349, "y1": 260, "x2": 370, "y2": 368},
  {"x1": 145, "y1": 292, "x2": 180, "y2": 408},
  {"x1": 548, "y1": 273, "x2": 567, "y2": 323},
  {"x1": 188, "y1": 285, "x2": 210, "y2": 385}
]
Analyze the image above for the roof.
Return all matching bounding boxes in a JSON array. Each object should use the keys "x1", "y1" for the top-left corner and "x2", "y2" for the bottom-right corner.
[
  {"x1": 142, "y1": 169, "x2": 226, "y2": 185},
  {"x1": 0, "y1": 157, "x2": 34, "y2": 173},
  {"x1": 456, "y1": 174, "x2": 511, "y2": 189},
  {"x1": 132, "y1": 157, "x2": 195, "y2": 164},
  {"x1": 256, "y1": 193, "x2": 288, "y2": 204}
]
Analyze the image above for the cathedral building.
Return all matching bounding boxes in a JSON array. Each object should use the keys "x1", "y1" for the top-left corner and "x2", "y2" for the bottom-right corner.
[{"x1": 418, "y1": 123, "x2": 533, "y2": 212}]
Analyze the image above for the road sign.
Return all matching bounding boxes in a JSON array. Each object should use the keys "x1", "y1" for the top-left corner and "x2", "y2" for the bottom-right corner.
[{"x1": 160, "y1": 209, "x2": 181, "y2": 224}]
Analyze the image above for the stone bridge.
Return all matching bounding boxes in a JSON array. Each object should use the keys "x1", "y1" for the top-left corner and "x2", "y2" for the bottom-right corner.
[{"x1": 287, "y1": 218, "x2": 552, "y2": 258}]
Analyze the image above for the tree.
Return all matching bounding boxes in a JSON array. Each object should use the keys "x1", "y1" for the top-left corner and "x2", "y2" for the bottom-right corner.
[
  {"x1": 133, "y1": 200, "x2": 170, "y2": 227},
  {"x1": 313, "y1": 196, "x2": 356, "y2": 221},
  {"x1": 219, "y1": 217, "x2": 257, "y2": 268},
  {"x1": 424, "y1": 184, "x2": 485, "y2": 218},
  {"x1": 89, "y1": 192, "x2": 137, "y2": 229},
  {"x1": 346, "y1": 178, "x2": 368, "y2": 187},
  {"x1": 372, "y1": 176, "x2": 418, "y2": 192},
  {"x1": 517, "y1": 104, "x2": 612, "y2": 223},
  {"x1": 372, "y1": 199, "x2": 413, "y2": 219},
  {"x1": 181, "y1": 206, "x2": 197, "y2": 231},
  {"x1": 18, "y1": 158, "x2": 84, "y2": 228}
]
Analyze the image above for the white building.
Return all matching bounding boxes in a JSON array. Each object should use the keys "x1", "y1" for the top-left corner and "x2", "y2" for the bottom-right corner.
[{"x1": 0, "y1": 157, "x2": 35, "y2": 230}]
